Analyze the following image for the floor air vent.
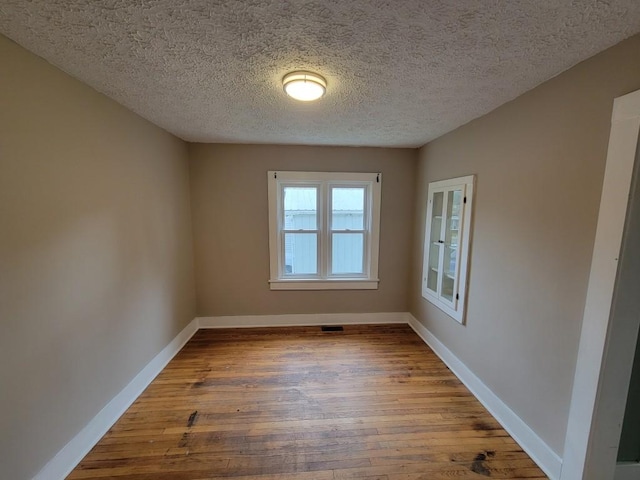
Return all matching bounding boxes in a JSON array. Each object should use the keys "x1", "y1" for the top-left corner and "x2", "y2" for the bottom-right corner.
[{"x1": 321, "y1": 325, "x2": 344, "y2": 332}]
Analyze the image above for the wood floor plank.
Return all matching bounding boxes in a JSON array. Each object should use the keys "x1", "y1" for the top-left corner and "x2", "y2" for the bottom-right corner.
[{"x1": 67, "y1": 324, "x2": 548, "y2": 479}]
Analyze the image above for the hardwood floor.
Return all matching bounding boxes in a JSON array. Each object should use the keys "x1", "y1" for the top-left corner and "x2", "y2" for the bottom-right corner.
[{"x1": 67, "y1": 324, "x2": 548, "y2": 479}]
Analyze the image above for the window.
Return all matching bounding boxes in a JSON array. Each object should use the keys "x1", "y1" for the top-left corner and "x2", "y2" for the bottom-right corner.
[
  {"x1": 422, "y1": 175, "x2": 475, "y2": 323},
  {"x1": 268, "y1": 171, "x2": 381, "y2": 290}
]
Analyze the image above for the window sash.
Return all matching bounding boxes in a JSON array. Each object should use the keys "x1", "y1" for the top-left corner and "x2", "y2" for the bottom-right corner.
[
  {"x1": 328, "y1": 183, "x2": 369, "y2": 278},
  {"x1": 278, "y1": 181, "x2": 373, "y2": 279}
]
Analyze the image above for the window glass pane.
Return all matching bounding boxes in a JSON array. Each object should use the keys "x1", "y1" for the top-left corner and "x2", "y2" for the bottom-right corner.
[
  {"x1": 331, "y1": 233, "x2": 364, "y2": 274},
  {"x1": 331, "y1": 187, "x2": 364, "y2": 230},
  {"x1": 284, "y1": 233, "x2": 317, "y2": 274},
  {"x1": 440, "y1": 189, "x2": 462, "y2": 302},
  {"x1": 284, "y1": 187, "x2": 317, "y2": 230}
]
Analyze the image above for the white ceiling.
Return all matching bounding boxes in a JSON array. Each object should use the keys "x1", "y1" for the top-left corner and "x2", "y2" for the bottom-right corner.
[{"x1": 1, "y1": 1, "x2": 640, "y2": 148}]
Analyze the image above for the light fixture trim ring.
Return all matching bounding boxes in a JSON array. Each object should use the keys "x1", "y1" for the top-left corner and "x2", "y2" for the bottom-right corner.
[{"x1": 282, "y1": 71, "x2": 327, "y2": 101}]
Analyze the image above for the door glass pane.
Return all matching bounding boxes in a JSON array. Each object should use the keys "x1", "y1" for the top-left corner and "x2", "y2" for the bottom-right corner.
[
  {"x1": 332, "y1": 187, "x2": 364, "y2": 230},
  {"x1": 331, "y1": 233, "x2": 364, "y2": 274},
  {"x1": 430, "y1": 192, "x2": 444, "y2": 243},
  {"x1": 284, "y1": 233, "x2": 317, "y2": 274},
  {"x1": 284, "y1": 187, "x2": 317, "y2": 230},
  {"x1": 427, "y1": 243, "x2": 440, "y2": 292},
  {"x1": 426, "y1": 191, "x2": 444, "y2": 292},
  {"x1": 441, "y1": 275, "x2": 455, "y2": 302},
  {"x1": 441, "y1": 189, "x2": 462, "y2": 302}
]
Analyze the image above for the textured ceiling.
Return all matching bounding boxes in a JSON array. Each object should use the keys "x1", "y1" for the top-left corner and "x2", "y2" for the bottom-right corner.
[{"x1": 1, "y1": 1, "x2": 640, "y2": 147}]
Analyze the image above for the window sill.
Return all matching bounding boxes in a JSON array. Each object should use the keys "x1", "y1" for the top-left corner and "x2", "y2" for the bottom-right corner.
[{"x1": 269, "y1": 279, "x2": 379, "y2": 290}]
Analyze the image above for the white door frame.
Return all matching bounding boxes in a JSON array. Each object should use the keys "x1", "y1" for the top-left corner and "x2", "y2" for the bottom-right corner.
[{"x1": 561, "y1": 89, "x2": 640, "y2": 480}]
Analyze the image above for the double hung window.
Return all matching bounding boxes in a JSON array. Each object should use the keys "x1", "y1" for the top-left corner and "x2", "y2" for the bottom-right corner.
[
  {"x1": 268, "y1": 171, "x2": 381, "y2": 290},
  {"x1": 422, "y1": 175, "x2": 475, "y2": 323}
]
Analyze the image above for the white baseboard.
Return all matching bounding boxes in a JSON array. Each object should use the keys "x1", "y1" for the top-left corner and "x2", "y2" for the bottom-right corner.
[
  {"x1": 615, "y1": 462, "x2": 640, "y2": 480},
  {"x1": 33, "y1": 318, "x2": 199, "y2": 480},
  {"x1": 406, "y1": 314, "x2": 563, "y2": 480},
  {"x1": 32, "y1": 313, "x2": 403, "y2": 480},
  {"x1": 197, "y1": 311, "x2": 407, "y2": 328},
  {"x1": 34, "y1": 312, "x2": 563, "y2": 480}
]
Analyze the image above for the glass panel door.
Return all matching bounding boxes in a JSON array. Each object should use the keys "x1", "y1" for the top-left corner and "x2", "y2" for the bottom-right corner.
[
  {"x1": 421, "y1": 175, "x2": 474, "y2": 324},
  {"x1": 440, "y1": 188, "x2": 463, "y2": 305},
  {"x1": 427, "y1": 191, "x2": 444, "y2": 293}
]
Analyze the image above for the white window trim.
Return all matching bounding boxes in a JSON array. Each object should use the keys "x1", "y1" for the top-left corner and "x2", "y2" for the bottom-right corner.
[
  {"x1": 421, "y1": 175, "x2": 475, "y2": 323},
  {"x1": 268, "y1": 171, "x2": 381, "y2": 290}
]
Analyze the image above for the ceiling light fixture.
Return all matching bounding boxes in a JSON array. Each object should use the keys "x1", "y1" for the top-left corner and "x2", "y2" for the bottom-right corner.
[{"x1": 282, "y1": 71, "x2": 327, "y2": 101}]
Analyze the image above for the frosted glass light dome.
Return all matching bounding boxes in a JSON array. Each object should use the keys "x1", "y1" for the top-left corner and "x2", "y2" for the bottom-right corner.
[{"x1": 282, "y1": 71, "x2": 326, "y2": 101}]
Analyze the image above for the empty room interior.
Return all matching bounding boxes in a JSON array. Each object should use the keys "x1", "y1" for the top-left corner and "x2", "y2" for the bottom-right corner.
[{"x1": 3, "y1": 2, "x2": 640, "y2": 480}]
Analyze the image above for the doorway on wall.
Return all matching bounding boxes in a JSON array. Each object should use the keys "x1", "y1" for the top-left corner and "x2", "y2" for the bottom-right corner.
[
  {"x1": 561, "y1": 88, "x2": 640, "y2": 480},
  {"x1": 607, "y1": 130, "x2": 640, "y2": 479}
]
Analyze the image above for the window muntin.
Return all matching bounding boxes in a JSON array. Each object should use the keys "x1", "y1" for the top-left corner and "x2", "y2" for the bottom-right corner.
[
  {"x1": 422, "y1": 175, "x2": 474, "y2": 323},
  {"x1": 268, "y1": 171, "x2": 381, "y2": 290}
]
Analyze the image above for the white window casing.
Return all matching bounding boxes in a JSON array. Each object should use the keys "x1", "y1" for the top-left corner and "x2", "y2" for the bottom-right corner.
[
  {"x1": 421, "y1": 175, "x2": 475, "y2": 323},
  {"x1": 268, "y1": 171, "x2": 381, "y2": 290}
]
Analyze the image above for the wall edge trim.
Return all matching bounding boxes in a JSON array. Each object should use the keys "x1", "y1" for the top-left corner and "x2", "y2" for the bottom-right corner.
[
  {"x1": 406, "y1": 313, "x2": 563, "y2": 480},
  {"x1": 32, "y1": 318, "x2": 199, "y2": 480},
  {"x1": 33, "y1": 312, "x2": 561, "y2": 480}
]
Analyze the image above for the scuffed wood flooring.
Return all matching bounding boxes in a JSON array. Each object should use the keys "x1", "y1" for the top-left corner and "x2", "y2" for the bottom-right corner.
[{"x1": 67, "y1": 324, "x2": 548, "y2": 479}]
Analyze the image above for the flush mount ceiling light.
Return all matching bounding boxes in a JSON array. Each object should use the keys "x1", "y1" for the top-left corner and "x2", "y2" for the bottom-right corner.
[{"x1": 282, "y1": 71, "x2": 327, "y2": 101}]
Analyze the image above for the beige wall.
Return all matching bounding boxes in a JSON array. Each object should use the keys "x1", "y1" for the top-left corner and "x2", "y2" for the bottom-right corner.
[
  {"x1": 189, "y1": 144, "x2": 416, "y2": 316},
  {"x1": 410, "y1": 34, "x2": 640, "y2": 456},
  {"x1": 4, "y1": 21, "x2": 639, "y2": 477},
  {"x1": 0, "y1": 36, "x2": 196, "y2": 479}
]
